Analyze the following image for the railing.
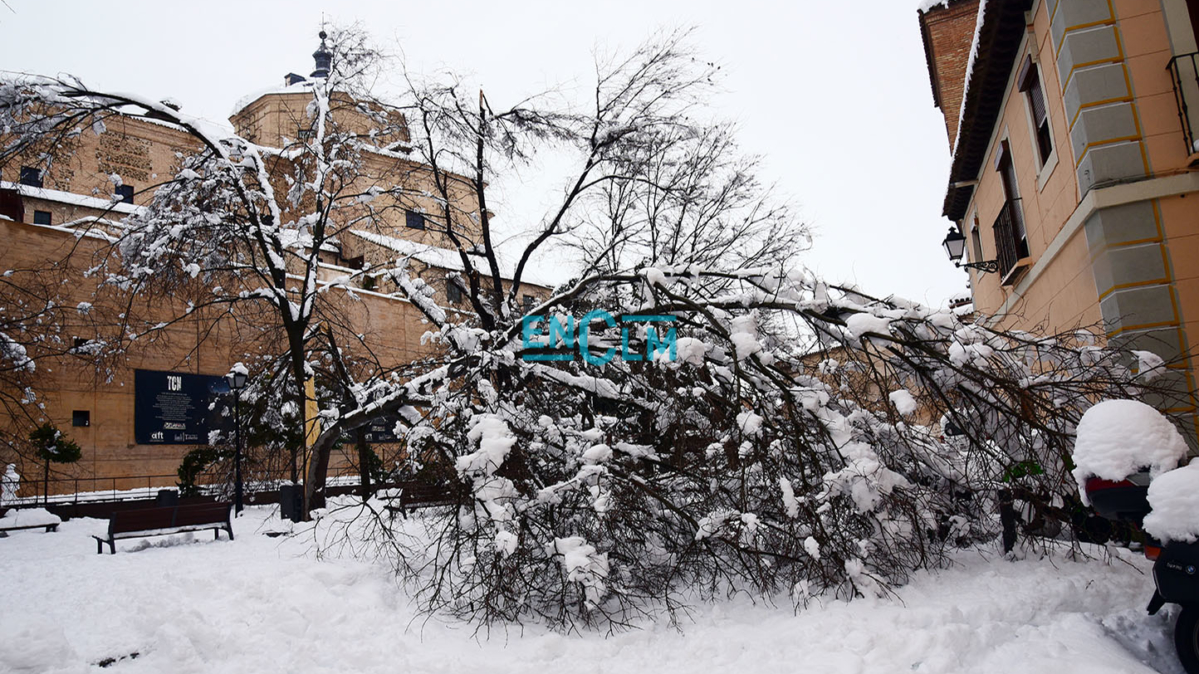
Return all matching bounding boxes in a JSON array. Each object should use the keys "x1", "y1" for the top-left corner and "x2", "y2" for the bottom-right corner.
[
  {"x1": 2, "y1": 463, "x2": 368, "y2": 507},
  {"x1": 1167, "y1": 52, "x2": 1199, "y2": 158},
  {"x1": 992, "y1": 199, "x2": 1028, "y2": 280},
  {"x1": 5, "y1": 474, "x2": 197, "y2": 506}
]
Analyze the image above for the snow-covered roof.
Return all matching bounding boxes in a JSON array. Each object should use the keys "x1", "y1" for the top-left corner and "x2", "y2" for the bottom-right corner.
[
  {"x1": 348, "y1": 229, "x2": 551, "y2": 289},
  {"x1": 277, "y1": 228, "x2": 340, "y2": 254},
  {"x1": 230, "y1": 80, "x2": 314, "y2": 118},
  {"x1": 349, "y1": 229, "x2": 471, "y2": 273},
  {"x1": 0, "y1": 181, "x2": 142, "y2": 215},
  {"x1": 939, "y1": 0, "x2": 1029, "y2": 221},
  {"x1": 951, "y1": 0, "x2": 989, "y2": 156}
]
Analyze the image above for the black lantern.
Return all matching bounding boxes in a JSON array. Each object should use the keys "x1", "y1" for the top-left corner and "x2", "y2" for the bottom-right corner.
[
  {"x1": 225, "y1": 369, "x2": 248, "y2": 391},
  {"x1": 226, "y1": 365, "x2": 248, "y2": 514},
  {"x1": 941, "y1": 226, "x2": 999, "y2": 274},
  {"x1": 942, "y1": 226, "x2": 966, "y2": 263}
]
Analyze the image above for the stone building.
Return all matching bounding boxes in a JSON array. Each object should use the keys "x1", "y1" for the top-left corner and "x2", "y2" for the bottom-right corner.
[
  {"x1": 0, "y1": 41, "x2": 548, "y2": 495},
  {"x1": 918, "y1": 0, "x2": 1199, "y2": 434}
]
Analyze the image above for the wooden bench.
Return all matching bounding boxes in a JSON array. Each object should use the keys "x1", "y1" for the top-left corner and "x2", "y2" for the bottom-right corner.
[
  {"x1": 385, "y1": 481, "x2": 457, "y2": 519},
  {"x1": 0, "y1": 521, "x2": 59, "y2": 537},
  {"x1": 0, "y1": 508, "x2": 62, "y2": 537},
  {"x1": 92, "y1": 502, "x2": 233, "y2": 554}
]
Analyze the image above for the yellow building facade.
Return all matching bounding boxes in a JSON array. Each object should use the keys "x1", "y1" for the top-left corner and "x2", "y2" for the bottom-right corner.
[{"x1": 920, "y1": 0, "x2": 1199, "y2": 431}]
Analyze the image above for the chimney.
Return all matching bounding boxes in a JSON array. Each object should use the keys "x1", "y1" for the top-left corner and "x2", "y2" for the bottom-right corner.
[{"x1": 284, "y1": 73, "x2": 307, "y2": 86}]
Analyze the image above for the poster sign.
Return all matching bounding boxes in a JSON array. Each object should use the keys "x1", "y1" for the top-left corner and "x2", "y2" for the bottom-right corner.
[
  {"x1": 134, "y1": 369, "x2": 231, "y2": 445},
  {"x1": 342, "y1": 417, "x2": 401, "y2": 444}
]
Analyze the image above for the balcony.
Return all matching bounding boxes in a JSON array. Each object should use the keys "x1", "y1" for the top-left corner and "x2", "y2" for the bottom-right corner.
[
  {"x1": 992, "y1": 198, "x2": 1030, "y2": 284},
  {"x1": 1167, "y1": 52, "x2": 1199, "y2": 165}
]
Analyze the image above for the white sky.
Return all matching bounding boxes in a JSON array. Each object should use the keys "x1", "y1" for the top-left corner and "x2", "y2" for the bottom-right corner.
[{"x1": 0, "y1": 0, "x2": 968, "y2": 306}]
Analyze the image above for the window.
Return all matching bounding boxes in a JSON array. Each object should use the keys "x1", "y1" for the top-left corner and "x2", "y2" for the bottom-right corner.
[
  {"x1": 33, "y1": 210, "x2": 51, "y2": 225},
  {"x1": 522, "y1": 294, "x2": 536, "y2": 313},
  {"x1": 19, "y1": 166, "x2": 43, "y2": 188},
  {"x1": 72, "y1": 410, "x2": 90, "y2": 427},
  {"x1": 115, "y1": 184, "x2": 134, "y2": 204},
  {"x1": 72, "y1": 337, "x2": 88, "y2": 350},
  {"x1": 992, "y1": 140, "x2": 1030, "y2": 278},
  {"x1": 1018, "y1": 57, "x2": 1053, "y2": 166},
  {"x1": 405, "y1": 210, "x2": 426, "y2": 230},
  {"x1": 446, "y1": 278, "x2": 462, "y2": 304}
]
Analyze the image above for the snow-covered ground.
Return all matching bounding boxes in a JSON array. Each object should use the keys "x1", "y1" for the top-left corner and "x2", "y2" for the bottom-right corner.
[{"x1": 0, "y1": 505, "x2": 1185, "y2": 674}]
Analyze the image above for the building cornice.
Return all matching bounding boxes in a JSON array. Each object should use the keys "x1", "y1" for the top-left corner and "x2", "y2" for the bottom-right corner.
[{"x1": 942, "y1": 0, "x2": 1034, "y2": 221}]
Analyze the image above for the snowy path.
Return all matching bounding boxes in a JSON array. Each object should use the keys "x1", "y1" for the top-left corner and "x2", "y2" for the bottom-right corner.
[{"x1": 0, "y1": 507, "x2": 1183, "y2": 674}]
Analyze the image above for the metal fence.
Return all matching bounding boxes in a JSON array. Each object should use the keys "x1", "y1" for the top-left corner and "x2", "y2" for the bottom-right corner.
[{"x1": 3, "y1": 463, "x2": 366, "y2": 507}]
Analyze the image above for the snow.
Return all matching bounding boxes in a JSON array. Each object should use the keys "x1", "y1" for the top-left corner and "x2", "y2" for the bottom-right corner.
[
  {"x1": 951, "y1": 0, "x2": 989, "y2": 156},
  {"x1": 728, "y1": 313, "x2": 763, "y2": 360},
  {"x1": 803, "y1": 535, "x2": 821, "y2": 560},
  {"x1": 229, "y1": 80, "x2": 313, "y2": 117},
  {"x1": 889, "y1": 389, "x2": 918, "y2": 416},
  {"x1": 0, "y1": 507, "x2": 61, "y2": 528},
  {"x1": 820, "y1": 442, "x2": 911, "y2": 514},
  {"x1": 457, "y1": 414, "x2": 516, "y2": 476},
  {"x1": 553, "y1": 536, "x2": 610, "y2": 606},
  {"x1": 1, "y1": 464, "x2": 17, "y2": 504},
  {"x1": 349, "y1": 229, "x2": 470, "y2": 273},
  {"x1": 0, "y1": 180, "x2": 142, "y2": 215},
  {"x1": 673, "y1": 337, "x2": 710, "y2": 365},
  {"x1": 916, "y1": 0, "x2": 950, "y2": 12},
  {"x1": 642, "y1": 267, "x2": 668, "y2": 288},
  {"x1": 779, "y1": 477, "x2": 799, "y2": 518},
  {"x1": 845, "y1": 313, "x2": 892, "y2": 342},
  {"x1": 737, "y1": 410, "x2": 764, "y2": 436},
  {"x1": 1144, "y1": 460, "x2": 1199, "y2": 543},
  {"x1": 0, "y1": 505, "x2": 1176, "y2": 674},
  {"x1": 350, "y1": 229, "x2": 550, "y2": 286},
  {"x1": 1132, "y1": 350, "x2": 1166, "y2": 381},
  {"x1": 581, "y1": 443, "x2": 613, "y2": 464},
  {"x1": 1071, "y1": 399, "x2": 1189, "y2": 502}
]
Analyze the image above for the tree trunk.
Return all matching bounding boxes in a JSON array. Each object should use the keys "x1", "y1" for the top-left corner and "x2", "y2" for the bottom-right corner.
[
  {"x1": 356, "y1": 427, "x2": 371, "y2": 501},
  {"x1": 303, "y1": 432, "x2": 336, "y2": 516},
  {"x1": 998, "y1": 488, "x2": 1019, "y2": 553}
]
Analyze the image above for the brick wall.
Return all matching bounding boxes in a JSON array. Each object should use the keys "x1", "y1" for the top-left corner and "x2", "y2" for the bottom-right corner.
[{"x1": 922, "y1": 0, "x2": 983, "y2": 146}]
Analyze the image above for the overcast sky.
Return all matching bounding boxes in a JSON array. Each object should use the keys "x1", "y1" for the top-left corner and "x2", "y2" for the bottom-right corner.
[{"x1": 0, "y1": 0, "x2": 968, "y2": 306}]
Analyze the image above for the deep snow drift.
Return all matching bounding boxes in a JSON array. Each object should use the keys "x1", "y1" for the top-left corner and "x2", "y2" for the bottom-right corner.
[{"x1": 0, "y1": 505, "x2": 1185, "y2": 674}]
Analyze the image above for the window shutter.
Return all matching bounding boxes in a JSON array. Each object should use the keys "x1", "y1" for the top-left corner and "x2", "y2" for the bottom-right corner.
[
  {"x1": 1028, "y1": 77, "x2": 1048, "y2": 127},
  {"x1": 1017, "y1": 55, "x2": 1036, "y2": 92}
]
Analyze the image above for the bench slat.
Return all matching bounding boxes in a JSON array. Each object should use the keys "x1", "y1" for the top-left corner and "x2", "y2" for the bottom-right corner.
[{"x1": 96, "y1": 502, "x2": 232, "y2": 554}]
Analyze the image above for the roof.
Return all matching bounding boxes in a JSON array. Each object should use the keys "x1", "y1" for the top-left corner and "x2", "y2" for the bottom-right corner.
[
  {"x1": 941, "y1": 0, "x2": 1033, "y2": 221},
  {"x1": 349, "y1": 229, "x2": 552, "y2": 289},
  {"x1": 350, "y1": 229, "x2": 470, "y2": 273},
  {"x1": 230, "y1": 80, "x2": 313, "y2": 118},
  {"x1": 1, "y1": 181, "x2": 143, "y2": 215}
]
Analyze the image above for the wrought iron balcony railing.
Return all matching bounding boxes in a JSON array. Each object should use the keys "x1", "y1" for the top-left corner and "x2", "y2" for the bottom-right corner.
[
  {"x1": 1167, "y1": 52, "x2": 1199, "y2": 159},
  {"x1": 992, "y1": 198, "x2": 1028, "y2": 280}
]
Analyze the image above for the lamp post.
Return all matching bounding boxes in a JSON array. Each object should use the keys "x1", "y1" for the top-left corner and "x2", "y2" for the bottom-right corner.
[
  {"x1": 942, "y1": 226, "x2": 1000, "y2": 274},
  {"x1": 225, "y1": 365, "x2": 248, "y2": 515}
]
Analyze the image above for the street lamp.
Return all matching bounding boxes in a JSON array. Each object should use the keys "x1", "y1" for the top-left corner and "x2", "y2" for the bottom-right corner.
[
  {"x1": 942, "y1": 226, "x2": 1000, "y2": 274},
  {"x1": 225, "y1": 364, "x2": 248, "y2": 515}
]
